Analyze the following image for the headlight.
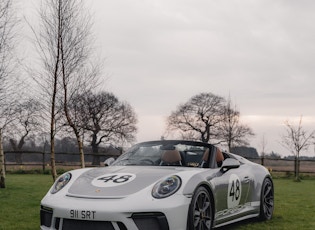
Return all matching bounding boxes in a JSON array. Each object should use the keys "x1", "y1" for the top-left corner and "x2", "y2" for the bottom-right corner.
[
  {"x1": 152, "y1": 175, "x2": 181, "y2": 199},
  {"x1": 51, "y1": 172, "x2": 72, "y2": 194}
]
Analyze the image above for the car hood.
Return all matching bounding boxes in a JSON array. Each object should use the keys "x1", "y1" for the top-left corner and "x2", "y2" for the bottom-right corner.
[{"x1": 67, "y1": 166, "x2": 188, "y2": 198}]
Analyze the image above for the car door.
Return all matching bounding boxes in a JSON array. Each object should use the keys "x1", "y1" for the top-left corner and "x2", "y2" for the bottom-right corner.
[{"x1": 212, "y1": 158, "x2": 251, "y2": 225}]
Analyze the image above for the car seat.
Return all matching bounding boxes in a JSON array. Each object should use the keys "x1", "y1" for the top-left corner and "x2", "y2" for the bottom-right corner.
[
  {"x1": 160, "y1": 150, "x2": 182, "y2": 166},
  {"x1": 216, "y1": 148, "x2": 224, "y2": 167},
  {"x1": 200, "y1": 147, "x2": 225, "y2": 168}
]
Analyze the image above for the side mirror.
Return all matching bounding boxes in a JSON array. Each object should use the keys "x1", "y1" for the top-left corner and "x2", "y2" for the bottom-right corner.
[
  {"x1": 220, "y1": 158, "x2": 240, "y2": 172},
  {"x1": 104, "y1": 157, "x2": 115, "y2": 166}
]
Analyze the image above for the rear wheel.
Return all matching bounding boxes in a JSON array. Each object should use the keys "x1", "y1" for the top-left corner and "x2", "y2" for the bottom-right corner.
[
  {"x1": 259, "y1": 177, "x2": 274, "y2": 220},
  {"x1": 188, "y1": 186, "x2": 213, "y2": 230}
]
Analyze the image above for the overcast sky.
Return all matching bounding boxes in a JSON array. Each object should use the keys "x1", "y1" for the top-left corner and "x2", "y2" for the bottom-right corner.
[{"x1": 22, "y1": 0, "x2": 315, "y2": 156}]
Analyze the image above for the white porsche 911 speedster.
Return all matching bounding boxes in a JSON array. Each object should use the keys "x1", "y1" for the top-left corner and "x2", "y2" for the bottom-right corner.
[{"x1": 40, "y1": 140, "x2": 274, "y2": 230}]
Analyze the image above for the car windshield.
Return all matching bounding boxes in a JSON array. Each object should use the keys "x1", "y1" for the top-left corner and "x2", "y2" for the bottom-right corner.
[{"x1": 112, "y1": 140, "x2": 213, "y2": 168}]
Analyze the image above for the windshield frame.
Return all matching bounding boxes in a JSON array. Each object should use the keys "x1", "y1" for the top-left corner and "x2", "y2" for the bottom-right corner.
[{"x1": 112, "y1": 140, "x2": 216, "y2": 168}]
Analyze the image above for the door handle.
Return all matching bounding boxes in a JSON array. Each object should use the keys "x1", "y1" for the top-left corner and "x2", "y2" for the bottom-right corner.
[{"x1": 243, "y1": 176, "x2": 250, "y2": 183}]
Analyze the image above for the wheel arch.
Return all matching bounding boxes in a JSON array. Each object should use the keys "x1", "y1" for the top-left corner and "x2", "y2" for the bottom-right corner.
[
  {"x1": 200, "y1": 183, "x2": 215, "y2": 213},
  {"x1": 187, "y1": 182, "x2": 216, "y2": 230},
  {"x1": 195, "y1": 182, "x2": 216, "y2": 221},
  {"x1": 259, "y1": 175, "x2": 274, "y2": 220},
  {"x1": 260, "y1": 175, "x2": 274, "y2": 197},
  {"x1": 264, "y1": 175, "x2": 273, "y2": 185}
]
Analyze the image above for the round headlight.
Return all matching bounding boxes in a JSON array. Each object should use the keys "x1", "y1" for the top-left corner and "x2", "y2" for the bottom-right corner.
[
  {"x1": 152, "y1": 175, "x2": 181, "y2": 199},
  {"x1": 51, "y1": 172, "x2": 72, "y2": 194}
]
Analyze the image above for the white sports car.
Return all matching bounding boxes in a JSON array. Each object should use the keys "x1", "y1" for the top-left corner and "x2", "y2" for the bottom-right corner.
[{"x1": 40, "y1": 140, "x2": 274, "y2": 230}]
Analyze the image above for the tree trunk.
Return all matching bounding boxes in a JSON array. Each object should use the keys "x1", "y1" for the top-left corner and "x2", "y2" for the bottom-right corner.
[
  {"x1": 0, "y1": 129, "x2": 6, "y2": 188},
  {"x1": 49, "y1": 0, "x2": 61, "y2": 182},
  {"x1": 295, "y1": 157, "x2": 300, "y2": 181},
  {"x1": 77, "y1": 137, "x2": 85, "y2": 168},
  {"x1": 50, "y1": 131, "x2": 57, "y2": 182},
  {"x1": 91, "y1": 132, "x2": 100, "y2": 166},
  {"x1": 294, "y1": 157, "x2": 297, "y2": 178},
  {"x1": 92, "y1": 143, "x2": 100, "y2": 166}
]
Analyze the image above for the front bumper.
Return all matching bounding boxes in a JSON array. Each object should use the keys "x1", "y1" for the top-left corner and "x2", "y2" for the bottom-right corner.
[{"x1": 40, "y1": 193, "x2": 191, "y2": 230}]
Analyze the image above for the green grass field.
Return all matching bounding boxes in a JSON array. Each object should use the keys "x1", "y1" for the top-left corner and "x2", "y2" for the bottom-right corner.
[
  {"x1": 0, "y1": 174, "x2": 315, "y2": 229},
  {"x1": 0, "y1": 174, "x2": 53, "y2": 230}
]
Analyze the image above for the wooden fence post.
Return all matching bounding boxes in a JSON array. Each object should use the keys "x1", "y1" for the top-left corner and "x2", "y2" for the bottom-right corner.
[
  {"x1": 42, "y1": 151, "x2": 46, "y2": 173},
  {"x1": 261, "y1": 156, "x2": 265, "y2": 166},
  {"x1": 0, "y1": 128, "x2": 5, "y2": 188}
]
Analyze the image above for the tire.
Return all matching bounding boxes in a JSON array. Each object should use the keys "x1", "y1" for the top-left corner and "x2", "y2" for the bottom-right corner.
[
  {"x1": 259, "y1": 177, "x2": 274, "y2": 220},
  {"x1": 188, "y1": 186, "x2": 213, "y2": 230}
]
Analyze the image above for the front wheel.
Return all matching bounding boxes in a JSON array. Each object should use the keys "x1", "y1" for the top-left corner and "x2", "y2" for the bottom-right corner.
[
  {"x1": 259, "y1": 177, "x2": 274, "y2": 220},
  {"x1": 187, "y1": 186, "x2": 213, "y2": 230}
]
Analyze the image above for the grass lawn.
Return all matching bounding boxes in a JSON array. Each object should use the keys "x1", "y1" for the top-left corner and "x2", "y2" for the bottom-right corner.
[
  {"x1": 0, "y1": 174, "x2": 315, "y2": 229},
  {"x1": 0, "y1": 174, "x2": 53, "y2": 230}
]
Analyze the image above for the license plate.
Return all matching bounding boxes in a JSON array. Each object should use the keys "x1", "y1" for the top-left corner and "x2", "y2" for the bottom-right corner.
[{"x1": 70, "y1": 209, "x2": 96, "y2": 220}]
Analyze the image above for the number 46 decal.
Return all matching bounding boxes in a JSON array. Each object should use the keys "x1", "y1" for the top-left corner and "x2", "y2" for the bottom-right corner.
[
  {"x1": 227, "y1": 174, "x2": 242, "y2": 208},
  {"x1": 92, "y1": 173, "x2": 136, "y2": 187}
]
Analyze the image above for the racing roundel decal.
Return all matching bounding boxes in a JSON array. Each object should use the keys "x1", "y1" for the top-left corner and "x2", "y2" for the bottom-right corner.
[
  {"x1": 227, "y1": 174, "x2": 242, "y2": 209},
  {"x1": 92, "y1": 173, "x2": 136, "y2": 188}
]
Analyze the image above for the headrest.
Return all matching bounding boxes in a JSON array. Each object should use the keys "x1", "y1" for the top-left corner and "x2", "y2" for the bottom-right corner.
[
  {"x1": 161, "y1": 150, "x2": 181, "y2": 163},
  {"x1": 202, "y1": 149, "x2": 210, "y2": 161},
  {"x1": 216, "y1": 148, "x2": 224, "y2": 162}
]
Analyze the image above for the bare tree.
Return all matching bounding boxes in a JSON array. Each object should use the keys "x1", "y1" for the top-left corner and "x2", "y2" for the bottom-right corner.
[
  {"x1": 260, "y1": 134, "x2": 267, "y2": 157},
  {"x1": 31, "y1": 0, "x2": 65, "y2": 181},
  {"x1": 219, "y1": 96, "x2": 254, "y2": 152},
  {"x1": 281, "y1": 116, "x2": 315, "y2": 181},
  {"x1": 0, "y1": 0, "x2": 17, "y2": 129},
  {"x1": 166, "y1": 92, "x2": 225, "y2": 143},
  {"x1": 259, "y1": 134, "x2": 268, "y2": 165},
  {"x1": 6, "y1": 98, "x2": 42, "y2": 163},
  {"x1": 0, "y1": 129, "x2": 5, "y2": 188},
  {"x1": 58, "y1": 0, "x2": 99, "y2": 169},
  {"x1": 72, "y1": 91, "x2": 137, "y2": 165},
  {"x1": 0, "y1": 0, "x2": 18, "y2": 188},
  {"x1": 0, "y1": 0, "x2": 14, "y2": 98},
  {"x1": 32, "y1": 0, "x2": 98, "y2": 180}
]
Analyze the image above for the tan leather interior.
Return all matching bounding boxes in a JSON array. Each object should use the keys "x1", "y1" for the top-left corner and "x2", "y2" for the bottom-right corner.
[
  {"x1": 201, "y1": 147, "x2": 224, "y2": 168},
  {"x1": 160, "y1": 150, "x2": 182, "y2": 165},
  {"x1": 216, "y1": 148, "x2": 224, "y2": 163},
  {"x1": 202, "y1": 148, "x2": 209, "y2": 161}
]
